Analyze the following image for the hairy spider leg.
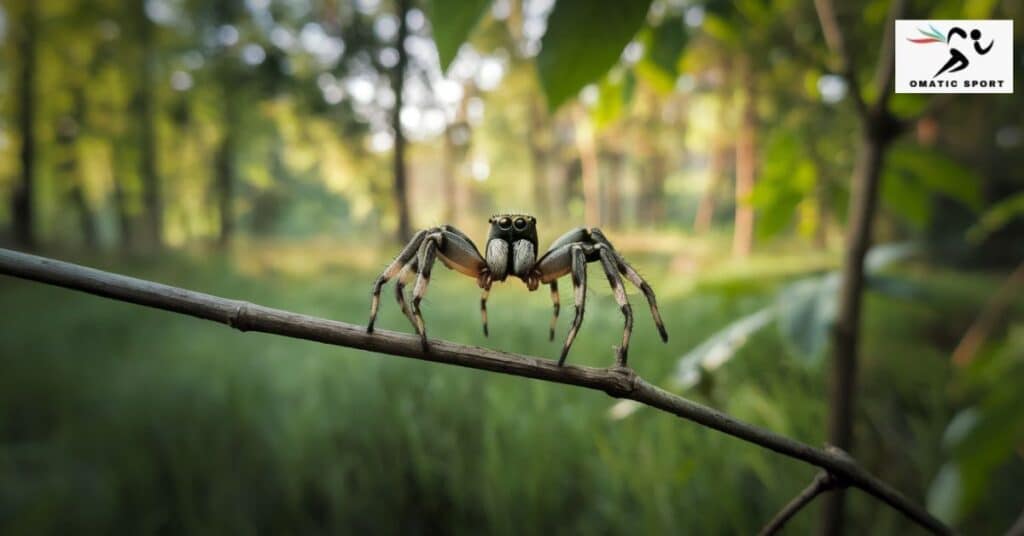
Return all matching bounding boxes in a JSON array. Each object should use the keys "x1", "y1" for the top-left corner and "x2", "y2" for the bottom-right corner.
[
  {"x1": 480, "y1": 280, "x2": 492, "y2": 336},
  {"x1": 596, "y1": 244, "x2": 634, "y2": 367},
  {"x1": 368, "y1": 225, "x2": 488, "y2": 343},
  {"x1": 589, "y1": 228, "x2": 669, "y2": 343},
  {"x1": 368, "y1": 229, "x2": 428, "y2": 332},
  {"x1": 558, "y1": 245, "x2": 588, "y2": 366},
  {"x1": 410, "y1": 233, "x2": 442, "y2": 349},
  {"x1": 548, "y1": 281, "x2": 559, "y2": 341},
  {"x1": 394, "y1": 258, "x2": 419, "y2": 328}
]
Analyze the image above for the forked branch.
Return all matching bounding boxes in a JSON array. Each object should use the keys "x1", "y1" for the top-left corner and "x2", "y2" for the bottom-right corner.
[
  {"x1": 0, "y1": 248, "x2": 952, "y2": 535},
  {"x1": 759, "y1": 470, "x2": 844, "y2": 535}
]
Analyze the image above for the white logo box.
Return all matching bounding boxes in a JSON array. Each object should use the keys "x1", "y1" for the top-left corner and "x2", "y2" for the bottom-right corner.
[{"x1": 895, "y1": 20, "x2": 1014, "y2": 94}]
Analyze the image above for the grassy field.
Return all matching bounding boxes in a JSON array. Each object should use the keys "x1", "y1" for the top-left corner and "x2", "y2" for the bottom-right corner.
[{"x1": 1, "y1": 241, "x2": 1020, "y2": 534}]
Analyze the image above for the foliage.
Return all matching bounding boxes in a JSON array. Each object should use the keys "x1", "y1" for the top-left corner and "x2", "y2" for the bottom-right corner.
[
  {"x1": 928, "y1": 326, "x2": 1024, "y2": 524},
  {"x1": 667, "y1": 243, "x2": 922, "y2": 392},
  {"x1": 536, "y1": 0, "x2": 653, "y2": 110},
  {"x1": 426, "y1": 0, "x2": 491, "y2": 71}
]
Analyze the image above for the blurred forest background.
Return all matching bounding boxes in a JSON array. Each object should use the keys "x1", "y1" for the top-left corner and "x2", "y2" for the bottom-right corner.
[{"x1": 1, "y1": 0, "x2": 1022, "y2": 533}]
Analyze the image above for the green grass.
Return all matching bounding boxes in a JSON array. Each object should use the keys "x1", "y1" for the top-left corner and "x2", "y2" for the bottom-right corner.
[{"x1": 0, "y1": 244, "x2": 1020, "y2": 534}]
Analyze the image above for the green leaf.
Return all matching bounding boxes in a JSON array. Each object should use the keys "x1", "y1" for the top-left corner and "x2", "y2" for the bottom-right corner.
[
  {"x1": 672, "y1": 307, "x2": 776, "y2": 390},
  {"x1": 750, "y1": 130, "x2": 816, "y2": 238},
  {"x1": 889, "y1": 145, "x2": 984, "y2": 210},
  {"x1": 882, "y1": 166, "x2": 932, "y2": 228},
  {"x1": 927, "y1": 463, "x2": 963, "y2": 524},
  {"x1": 966, "y1": 191, "x2": 1024, "y2": 243},
  {"x1": 864, "y1": 242, "x2": 920, "y2": 272},
  {"x1": 537, "y1": 0, "x2": 653, "y2": 110},
  {"x1": 775, "y1": 274, "x2": 839, "y2": 364},
  {"x1": 426, "y1": 0, "x2": 492, "y2": 71}
]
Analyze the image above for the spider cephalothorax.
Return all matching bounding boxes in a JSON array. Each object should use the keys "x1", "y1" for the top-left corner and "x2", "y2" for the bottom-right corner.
[{"x1": 366, "y1": 216, "x2": 668, "y2": 367}]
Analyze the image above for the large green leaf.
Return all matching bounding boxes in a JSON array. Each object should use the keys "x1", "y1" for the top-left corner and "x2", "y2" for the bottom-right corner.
[
  {"x1": 671, "y1": 307, "x2": 777, "y2": 389},
  {"x1": 427, "y1": 0, "x2": 492, "y2": 71},
  {"x1": 537, "y1": 0, "x2": 653, "y2": 110},
  {"x1": 776, "y1": 274, "x2": 839, "y2": 364}
]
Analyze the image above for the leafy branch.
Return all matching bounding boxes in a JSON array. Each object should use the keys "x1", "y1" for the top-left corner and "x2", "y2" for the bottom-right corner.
[{"x1": 0, "y1": 248, "x2": 951, "y2": 534}]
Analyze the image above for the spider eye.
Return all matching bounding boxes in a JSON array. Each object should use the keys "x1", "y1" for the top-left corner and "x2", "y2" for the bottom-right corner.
[
  {"x1": 513, "y1": 217, "x2": 527, "y2": 230},
  {"x1": 498, "y1": 217, "x2": 511, "y2": 229}
]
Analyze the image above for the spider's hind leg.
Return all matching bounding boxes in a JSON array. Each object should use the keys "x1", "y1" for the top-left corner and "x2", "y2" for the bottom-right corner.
[
  {"x1": 558, "y1": 245, "x2": 588, "y2": 366},
  {"x1": 394, "y1": 259, "x2": 419, "y2": 329},
  {"x1": 368, "y1": 229, "x2": 428, "y2": 333},
  {"x1": 410, "y1": 235, "x2": 441, "y2": 350},
  {"x1": 589, "y1": 228, "x2": 668, "y2": 343},
  {"x1": 596, "y1": 245, "x2": 633, "y2": 367}
]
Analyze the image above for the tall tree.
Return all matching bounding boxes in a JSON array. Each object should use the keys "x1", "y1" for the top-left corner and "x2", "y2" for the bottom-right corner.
[
  {"x1": 12, "y1": 2, "x2": 39, "y2": 249},
  {"x1": 57, "y1": 87, "x2": 99, "y2": 248},
  {"x1": 135, "y1": 2, "x2": 163, "y2": 248},
  {"x1": 216, "y1": 91, "x2": 239, "y2": 248},
  {"x1": 732, "y1": 58, "x2": 758, "y2": 257},
  {"x1": 391, "y1": 0, "x2": 413, "y2": 243},
  {"x1": 527, "y1": 96, "x2": 552, "y2": 219},
  {"x1": 574, "y1": 106, "x2": 601, "y2": 227},
  {"x1": 814, "y1": 0, "x2": 907, "y2": 532}
]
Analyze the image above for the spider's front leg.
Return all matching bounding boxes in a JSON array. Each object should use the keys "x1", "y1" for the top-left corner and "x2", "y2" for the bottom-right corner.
[{"x1": 534, "y1": 243, "x2": 589, "y2": 366}]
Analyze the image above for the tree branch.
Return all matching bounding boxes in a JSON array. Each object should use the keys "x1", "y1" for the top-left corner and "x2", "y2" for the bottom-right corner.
[
  {"x1": 813, "y1": 0, "x2": 868, "y2": 119},
  {"x1": 0, "y1": 248, "x2": 953, "y2": 535},
  {"x1": 870, "y1": 0, "x2": 904, "y2": 114},
  {"x1": 759, "y1": 470, "x2": 843, "y2": 535}
]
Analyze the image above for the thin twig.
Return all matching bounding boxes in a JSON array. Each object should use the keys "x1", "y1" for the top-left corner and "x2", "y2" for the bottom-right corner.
[
  {"x1": 813, "y1": 0, "x2": 868, "y2": 118},
  {"x1": 952, "y1": 261, "x2": 1024, "y2": 366},
  {"x1": 759, "y1": 471, "x2": 842, "y2": 535},
  {"x1": 870, "y1": 0, "x2": 905, "y2": 114},
  {"x1": 0, "y1": 248, "x2": 954, "y2": 535}
]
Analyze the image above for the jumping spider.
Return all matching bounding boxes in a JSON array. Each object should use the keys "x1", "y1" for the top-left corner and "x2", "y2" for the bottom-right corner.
[{"x1": 366, "y1": 214, "x2": 668, "y2": 367}]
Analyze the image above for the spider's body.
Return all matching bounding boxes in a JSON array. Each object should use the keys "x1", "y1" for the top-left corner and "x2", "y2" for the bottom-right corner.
[{"x1": 367, "y1": 215, "x2": 668, "y2": 367}]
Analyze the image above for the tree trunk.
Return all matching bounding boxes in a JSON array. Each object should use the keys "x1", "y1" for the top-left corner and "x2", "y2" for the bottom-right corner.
[
  {"x1": 441, "y1": 126, "x2": 457, "y2": 224},
  {"x1": 59, "y1": 87, "x2": 99, "y2": 248},
  {"x1": 574, "y1": 107, "x2": 601, "y2": 228},
  {"x1": 528, "y1": 97, "x2": 551, "y2": 219},
  {"x1": 216, "y1": 91, "x2": 238, "y2": 249},
  {"x1": 12, "y1": 3, "x2": 38, "y2": 249},
  {"x1": 136, "y1": 4, "x2": 162, "y2": 249},
  {"x1": 391, "y1": 0, "x2": 413, "y2": 243},
  {"x1": 821, "y1": 127, "x2": 888, "y2": 534},
  {"x1": 111, "y1": 140, "x2": 135, "y2": 250},
  {"x1": 816, "y1": 0, "x2": 903, "y2": 528},
  {"x1": 694, "y1": 144, "x2": 727, "y2": 233},
  {"x1": 605, "y1": 151, "x2": 624, "y2": 228},
  {"x1": 732, "y1": 61, "x2": 757, "y2": 257}
]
